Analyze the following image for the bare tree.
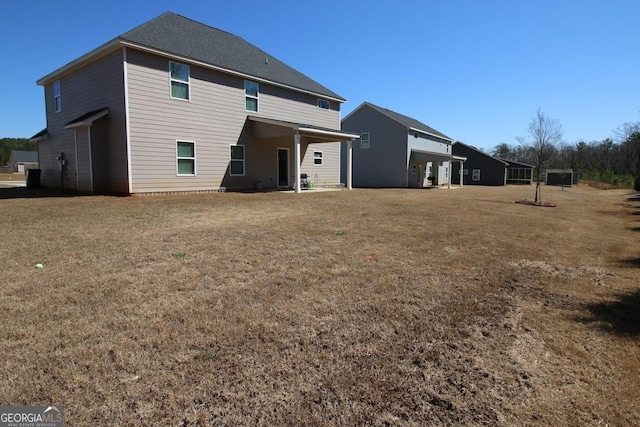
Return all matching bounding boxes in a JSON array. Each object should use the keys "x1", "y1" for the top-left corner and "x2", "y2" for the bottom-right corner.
[
  {"x1": 518, "y1": 109, "x2": 563, "y2": 204},
  {"x1": 613, "y1": 122, "x2": 640, "y2": 174}
]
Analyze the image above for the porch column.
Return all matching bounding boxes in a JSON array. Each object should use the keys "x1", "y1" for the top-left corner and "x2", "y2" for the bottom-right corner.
[
  {"x1": 459, "y1": 160, "x2": 464, "y2": 188},
  {"x1": 346, "y1": 140, "x2": 353, "y2": 190},
  {"x1": 294, "y1": 133, "x2": 301, "y2": 193}
]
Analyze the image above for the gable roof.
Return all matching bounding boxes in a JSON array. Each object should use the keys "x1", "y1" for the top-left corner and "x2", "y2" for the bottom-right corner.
[
  {"x1": 343, "y1": 101, "x2": 453, "y2": 141},
  {"x1": 37, "y1": 12, "x2": 344, "y2": 101},
  {"x1": 453, "y1": 141, "x2": 509, "y2": 165},
  {"x1": 498, "y1": 158, "x2": 534, "y2": 168},
  {"x1": 10, "y1": 150, "x2": 38, "y2": 163}
]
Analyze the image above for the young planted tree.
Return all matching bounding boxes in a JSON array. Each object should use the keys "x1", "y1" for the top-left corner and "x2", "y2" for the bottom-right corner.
[{"x1": 518, "y1": 109, "x2": 563, "y2": 204}]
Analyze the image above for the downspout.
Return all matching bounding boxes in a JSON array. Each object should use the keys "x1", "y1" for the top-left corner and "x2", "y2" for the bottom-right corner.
[
  {"x1": 123, "y1": 47, "x2": 133, "y2": 194},
  {"x1": 74, "y1": 129, "x2": 79, "y2": 190},
  {"x1": 88, "y1": 126, "x2": 94, "y2": 192}
]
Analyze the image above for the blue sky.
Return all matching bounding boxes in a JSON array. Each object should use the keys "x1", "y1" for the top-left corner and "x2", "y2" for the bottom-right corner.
[{"x1": 1, "y1": 0, "x2": 639, "y2": 151}]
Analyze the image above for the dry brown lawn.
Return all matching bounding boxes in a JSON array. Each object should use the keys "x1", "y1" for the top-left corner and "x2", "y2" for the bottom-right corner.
[
  {"x1": 0, "y1": 172, "x2": 25, "y2": 181},
  {"x1": 1, "y1": 184, "x2": 638, "y2": 426}
]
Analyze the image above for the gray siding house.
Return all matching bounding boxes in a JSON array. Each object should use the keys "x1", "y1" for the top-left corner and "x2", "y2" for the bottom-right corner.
[
  {"x1": 451, "y1": 142, "x2": 509, "y2": 186},
  {"x1": 32, "y1": 12, "x2": 358, "y2": 194},
  {"x1": 8, "y1": 150, "x2": 39, "y2": 173},
  {"x1": 451, "y1": 143, "x2": 534, "y2": 186},
  {"x1": 340, "y1": 102, "x2": 465, "y2": 188}
]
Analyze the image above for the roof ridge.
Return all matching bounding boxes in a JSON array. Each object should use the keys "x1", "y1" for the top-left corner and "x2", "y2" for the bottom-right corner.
[{"x1": 361, "y1": 102, "x2": 452, "y2": 141}]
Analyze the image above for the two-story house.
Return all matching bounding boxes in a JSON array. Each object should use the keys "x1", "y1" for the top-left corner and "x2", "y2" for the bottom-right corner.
[
  {"x1": 31, "y1": 12, "x2": 358, "y2": 194},
  {"x1": 340, "y1": 102, "x2": 465, "y2": 188}
]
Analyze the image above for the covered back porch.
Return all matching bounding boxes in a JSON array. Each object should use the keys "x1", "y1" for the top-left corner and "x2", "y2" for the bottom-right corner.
[
  {"x1": 408, "y1": 148, "x2": 466, "y2": 189},
  {"x1": 246, "y1": 116, "x2": 359, "y2": 193}
]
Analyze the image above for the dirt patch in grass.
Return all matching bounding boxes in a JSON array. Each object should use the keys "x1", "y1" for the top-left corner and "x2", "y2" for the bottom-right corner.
[{"x1": 1, "y1": 185, "x2": 639, "y2": 425}]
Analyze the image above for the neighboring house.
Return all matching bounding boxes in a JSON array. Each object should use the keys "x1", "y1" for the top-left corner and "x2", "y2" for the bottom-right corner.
[
  {"x1": 340, "y1": 102, "x2": 465, "y2": 188},
  {"x1": 545, "y1": 169, "x2": 577, "y2": 186},
  {"x1": 31, "y1": 12, "x2": 358, "y2": 194},
  {"x1": 451, "y1": 142, "x2": 509, "y2": 186},
  {"x1": 8, "y1": 150, "x2": 39, "y2": 173},
  {"x1": 503, "y1": 159, "x2": 533, "y2": 185},
  {"x1": 451, "y1": 143, "x2": 534, "y2": 186}
]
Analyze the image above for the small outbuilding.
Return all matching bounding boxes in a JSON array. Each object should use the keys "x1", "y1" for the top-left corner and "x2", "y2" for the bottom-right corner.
[
  {"x1": 8, "y1": 150, "x2": 39, "y2": 173},
  {"x1": 545, "y1": 169, "x2": 577, "y2": 186}
]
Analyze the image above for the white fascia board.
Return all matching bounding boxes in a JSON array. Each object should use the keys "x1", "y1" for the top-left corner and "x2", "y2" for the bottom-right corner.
[
  {"x1": 408, "y1": 127, "x2": 453, "y2": 142},
  {"x1": 37, "y1": 39, "x2": 122, "y2": 85},
  {"x1": 340, "y1": 101, "x2": 368, "y2": 123},
  {"x1": 37, "y1": 39, "x2": 346, "y2": 103},
  {"x1": 64, "y1": 109, "x2": 109, "y2": 129},
  {"x1": 299, "y1": 127, "x2": 360, "y2": 140},
  {"x1": 121, "y1": 41, "x2": 346, "y2": 103}
]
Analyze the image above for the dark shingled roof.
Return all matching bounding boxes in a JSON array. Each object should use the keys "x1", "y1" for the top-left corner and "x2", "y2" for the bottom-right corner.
[
  {"x1": 119, "y1": 12, "x2": 344, "y2": 101},
  {"x1": 30, "y1": 128, "x2": 48, "y2": 139},
  {"x1": 360, "y1": 102, "x2": 452, "y2": 140}
]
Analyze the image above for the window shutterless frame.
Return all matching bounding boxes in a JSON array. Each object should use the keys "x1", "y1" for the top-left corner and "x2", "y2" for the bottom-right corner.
[
  {"x1": 230, "y1": 144, "x2": 245, "y2": 176},
  {"x1": 317, "y1": 98, "x2": 330, "y2": 109},
  {"x1": 360, "y1": 133, "x2": 370, "y2": 149},
  {"x1": 54, "y1": 80, "x2": 61, "y2": 112},
  {"x1": 244, "y1": 80, "x2": 259, "y2": 112},
  {"x1": 176, "y1": 140, "x2": 196, "y2": 176},
  {"x1": 169, "y1": 61, "x2": 190, "y2": 100},
  {"x1": 313, "y1": 150, "x2": 323, "y2": 166}
]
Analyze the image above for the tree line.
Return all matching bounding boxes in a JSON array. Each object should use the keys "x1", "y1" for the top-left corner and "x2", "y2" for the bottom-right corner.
[
  {"x1": 491, "y1": 120, "x2": 640, "y2": 189},
  {"x1": 0, "y1": 138, "x2": 36, "y2": 167}
]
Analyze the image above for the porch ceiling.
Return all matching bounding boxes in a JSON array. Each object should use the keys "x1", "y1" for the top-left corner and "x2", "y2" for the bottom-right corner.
[
  {"x1": 410, "y1": 148, "x2": 466, "y2": 163},
  {"x1": 248, "y1": 115, "x2": 359, "y2": 142}
]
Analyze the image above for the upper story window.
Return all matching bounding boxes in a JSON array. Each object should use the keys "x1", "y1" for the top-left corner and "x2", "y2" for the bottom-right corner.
[
  {"x1": 245, "y1": 81, "x2": 259, "y2": 112},
  {"x1": 54, "y1": 80, "x2": 61, "y2": 112},
  {"x1": 176, "y1": 141, "x2": 195, "y2": 175},
  {"x1": 170, "y1": 62, "x2": 190, "y2": 100},
  {"x1": 230, "y1": 145, "x2": 245, "y2": 176},
  {"x1": 360, "y1": 133, "x2": 370, "y2": 149},
  {"x1": 317, "y1": 99, "x2": 330, "y2": 110}
]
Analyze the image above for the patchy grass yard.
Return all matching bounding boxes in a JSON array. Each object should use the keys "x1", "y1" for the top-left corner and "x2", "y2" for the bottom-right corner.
[{"x1": 1, "y1": 185, "x2": 638, "y2": 426}]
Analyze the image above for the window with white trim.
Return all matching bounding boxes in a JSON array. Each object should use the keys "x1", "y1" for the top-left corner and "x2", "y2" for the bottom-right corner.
[
  {"x1": 170, "y1": 62, "x2": 190, "y2": 100},
  {"x1": 230, "y1": 145, "x2": 245, "y2": 176},
  {"x1": 317, "y1": 99, "x2": 330, "y2": 109},
  {"x1": 412, "y1": 165, "x2": 417, "y2": 174},
  {"x1": 54, "y1": 80, "x2": 61, "y2": 112},
  {"x1": 463, "y1": 169, "x2": 469, "y2": 175},
  {"x1": 472, "y1": 169, "x2": 481, "y2": 181},
  {"x1": 176, "y1": 141, "x2": 195, "y2": 175},
  {"x1": 360, "y1": 133, "x2": 370, "y2": 149},
  {"x1": 313, "y1": 151, "x2": 323, "y2": 166},
  {"x1": 245, "y1": 80, "x2": 258, "y2": 112}
]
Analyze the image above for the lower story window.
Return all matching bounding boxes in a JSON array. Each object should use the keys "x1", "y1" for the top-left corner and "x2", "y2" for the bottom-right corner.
[
  {"x1": 313, "y1": 151, "x2": 323, "y2": 166},
  {"x1": 176, "y1": 141, "x2": 195, "y2": 175},
  {"x1": 230, "y1": 145, "x2": 245, "y2": 176},
  {"x1": 472, "y1": 169, "x2": 481, "y2": 181}
]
